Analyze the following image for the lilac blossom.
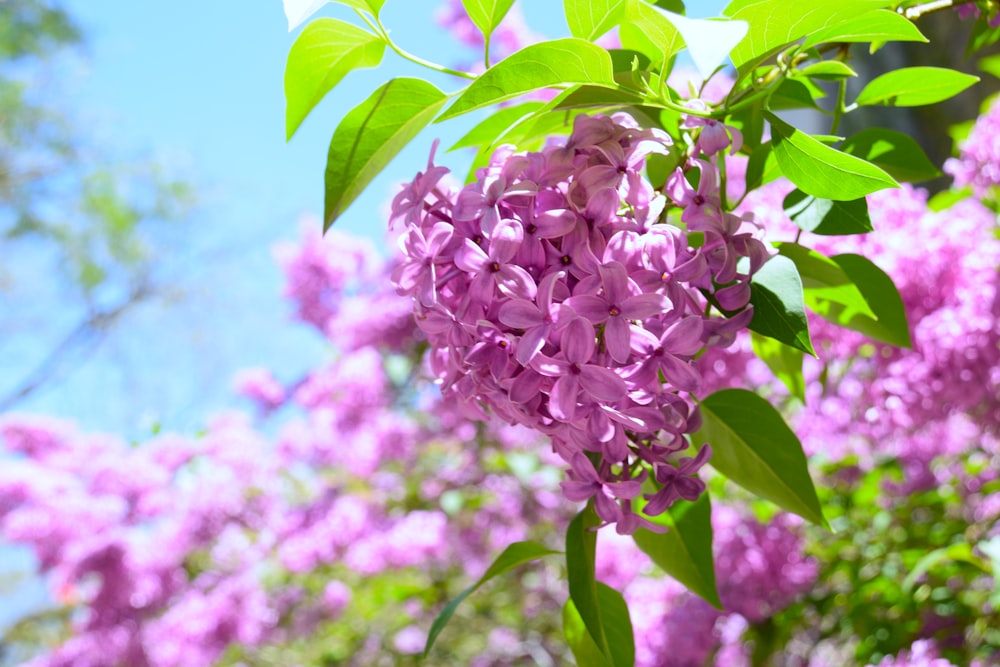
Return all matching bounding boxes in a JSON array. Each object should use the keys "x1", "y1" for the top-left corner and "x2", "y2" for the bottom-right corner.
[{"x1": 390, "y1": 111, "x2": 764, "y2": 531}]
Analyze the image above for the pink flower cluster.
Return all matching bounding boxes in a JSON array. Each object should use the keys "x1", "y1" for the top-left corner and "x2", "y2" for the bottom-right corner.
[{"x1": 390, "y1": 112, "x2": 767, "y2": 531}]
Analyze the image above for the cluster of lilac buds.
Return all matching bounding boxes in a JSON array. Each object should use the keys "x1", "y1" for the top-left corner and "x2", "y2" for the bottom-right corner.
[{"x1": 391, "y1": 111, "x2": 768, "y2": 532}]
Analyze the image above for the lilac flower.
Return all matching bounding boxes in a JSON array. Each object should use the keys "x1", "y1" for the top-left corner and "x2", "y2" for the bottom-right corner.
[{"x1": 564, "y1": 262, "x2": 670, "y2": 364}]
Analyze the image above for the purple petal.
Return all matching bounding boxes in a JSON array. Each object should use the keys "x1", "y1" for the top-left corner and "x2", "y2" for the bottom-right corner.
[
  {"x1": 578, "y1": 365, "x2": 627, "y2": 402},
  {"x1": 563, "y1": 294, "x2": 611, "y2": 324},
  {"x1": 496, "y1": 264, "x2": 537, "y2": 300},
  {"x1": 658, "y1": 354, "x2": 701, "y2": 393},
  {"x1": 561, "y1": 480, "x2": 598, "y2": 502},
  {"x1": 455, "y1": 238, "x2": 489, "y2": 273},
  {"x1": 568, "y1": 451, "x2": 601, "y2": 484},
  {"x1": 621, "y1": 292, "x2": 670, "y2": 320},
  {"x1": 509, "y1": 369, "x2": 544, "y2": 404},
  {"x1": 561, "y1": 317, "x2": 596, "y2": 365},
  {"x1": 599, "y1": 262, "x2": 631, "y2": 305},
  {"x1": 604, "y1": 316, "x2": 631, "y2": 364},
  {"x1": 515, "y1": 325, "x2": 549, "y2": 365},
  {"x1": 661, "y1": 317, "x2": 704, "y2": 355},
  {"x1": 549, "y1": 374, "x2": 579, "y2": 421},
  {"x1": 498, "y1": 299, "x2": 543, "y2": 329},
  {"x1": 533, "y1": 208, "x2": 578, "y2": 238},
  {"x1": 489, "y1": 219, "x2": 524, "y2": 264}
]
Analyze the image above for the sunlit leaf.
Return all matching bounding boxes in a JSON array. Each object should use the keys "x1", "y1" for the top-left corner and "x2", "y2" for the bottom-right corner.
[
  {"x1": 619, "y1": 0, "x2": 683, "y2": 66},
  {"x1": 840, "y1": 128, "x2": 940, "y2": 183},
  {"x1": 439, "y1": 39, "x2": 616, "y2": 120},
  {"x1": 776, "y1": 242, "x2": 877, "y2": 322},
  {"x1": 801, "y1": 9, "x2": 926, "y2": 48},
  {"x1": 565, "y1": 0, "x2": 627, "y2": 41},
  {"x1": 564, "y1": 583, "x2": 634, "y2": 667},
  {"x1": 566, "y1": 505, "x2": 613, "y2": 661},
  {"x1": 324, "y1": 78, "x2": 447, "y2": 228},
  {"x1": 783, "y1": 189, "x2": 873, "y2": 236},
  {"x1": 462, "y1": 0, "x2": 517, "y2": 41},
  {"x1": 284, "y1": 18, "x2": 385, "y2": 139},
  {"x1": 855, "y1": 67, "x2": 979, "y2": 107},
  {"x1": 798, "y1": 60, "x2": 857, "y2": 80},
  {"x1": 633, "y1": 494, "x2": 721, "y2": 608},
  {"x1": 767, "y1": 112, "x2": 897, "y2": 200},
  {"x1": 696, "y1": 389, "x2": 827, "y2": 528},
  {"x1": 748, "y1": 254, "x2": 815, "y2": 356},
  {"x1": 449, "y1": 101, "x2": 545, "y2": 151},
  {"x1": 724, "y1": 0, "x2": 895, "y2": 72},
  {"x1": 828, "y1": 253, "x2": 911, "y2": 347}
]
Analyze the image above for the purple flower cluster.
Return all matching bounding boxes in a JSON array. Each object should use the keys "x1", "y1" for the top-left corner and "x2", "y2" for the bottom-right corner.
[
  {"x1": 390, "y1": 112, "x2": 767, "y2": 531},
  {"x1": 945, "y1": 95, "x2": 1000, "y2": 196}
]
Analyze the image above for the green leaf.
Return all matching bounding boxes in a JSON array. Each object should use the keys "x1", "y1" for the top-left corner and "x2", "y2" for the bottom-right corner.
[
  {"x1": 828, "y1": 253, "x2": 911, "y2": 347},
  {"x1": 783, "y1": 188, "x2": 873, "y2": 235},
  {"x1": 798, "y1": 60, "x2": 857, "y2": 80},
  {"x1": 769, "y1": 78, "x2": 824, "y2": 111},
  {"x1": 775, "y1": 244, "x2": 910, "y2": 347},
  {"x1": 724, "y1": 0, "x2": 895, "y2": 72},
  {"x1": 608, "y1": 48, "x2": 652, "y2": 73},
  {"x1": 284, "y1": 18, "x2": 386, "y2": 140},
  {"x1": 927, "y1": 186, "x2": 971, "y2": 212},
  {"x1": 855, "y1": 67, "x2": 979, "y2": 107},
  {"x1": 424, "y1": 540, "x2": 560, "y2": 656},
  {"x1": 744, "y1": 141, "x2": 780, "y2": 192},
  {"x1": 564, "y1": 583, "x2": 634, "y2": 667},
  {"x1": 748, "y1": 254, "x2": 815, "y2": 356},
  {"x1": 620, "y1": 0, "x2": 683, "y2": 66},
  {"x1": 564, "y1": 599, "x2": 613, "y2": 667},
  {"x1": 462, "y1": 0, "x2": 517, "y2": 41},
  {"x1": 840, "y1": 128, "x2": 940, "y2": 183},
  {"x1": 801, "y1": 9, "x2": 926, "y2": 49},
  {"x1": 633, "y1": 494, "x2": 721, "y2": 608},
  {"x1": 775, "y1": 242, "x2": 878, "y2": 323},
  {"x1": 750, "y1": 331, "x2": 806, "y2": 402},
  {"x1": 767, "y1": 112, "x2": 897, "y2": 200},
  {"x1": 566, "y1": 505, "x2": 613, "y2": 661},
  {"x1": 565, "y1": 0, "x2": 627, "y2": 41},
  {"x1": 553, "y1": 85, "x2": 645, "y2": 110},
  {"x1": 439, "y1": 39, "x2": 616, "y2": 120},
  {"x1": 979, "y1": 54, "x2": 1000, "y2": 80},
  {"x1": 695, "y1": 388, "x2": 827, "y2": 527},
  {"x1": 448, "y1": 101, "x2": 545, "y2": 151},
  {"x1": 324, "y1": 78, "x2": 447, "y2": 229}
]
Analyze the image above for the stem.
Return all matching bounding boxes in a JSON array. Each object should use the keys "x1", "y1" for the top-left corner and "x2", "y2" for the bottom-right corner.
[
  {"x1": 484, "y1": 36, "x2": 492, "y2": 70},
  {"x1": 899, "y1": 0, "x2": 977, "y2": 20},
  {"x1": 360, "y1": 11, "x2": 477, "y2": 80},
  {"x1": 830, "y1": 77, "x2": 848, "y2": 135}
]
